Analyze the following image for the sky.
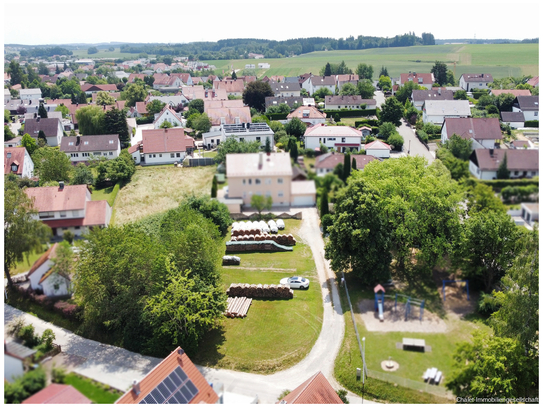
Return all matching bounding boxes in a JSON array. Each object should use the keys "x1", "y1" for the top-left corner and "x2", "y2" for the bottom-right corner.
[{"x1": 3, "y1": 0, "x2": 542, "y2": 46}]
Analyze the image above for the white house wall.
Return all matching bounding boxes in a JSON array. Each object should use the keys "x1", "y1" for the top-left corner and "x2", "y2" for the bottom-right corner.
[
  {"x1": 28, "y1": 260, "x2": 54, "y2": 290},
  {"x1": 4, "y1": 354, "x2": 24, "y2": 383},
  {"x1": 305, "y1": 136, "x2": 361, "y2": 151},
  {"x1": 42, "y1": 274, "x2": 71, "y2": 297},
  {"x1": 143, "y1": 152, "x2": 187, "y2": 165},
  {"x1": 366, "y1": 149, "x2": 390, "y2": 158}
]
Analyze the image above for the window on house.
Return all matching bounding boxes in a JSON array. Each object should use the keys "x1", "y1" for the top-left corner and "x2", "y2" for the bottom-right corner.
[
  {"x1": 170, "y1": 153, "x2": 175, "y2": 158},
  {"x1": 248, "y1": 179, "x2": 252, "y2": 185},
  {"x1": 39, "y1": 212, "x2": 54, "y2": 219},
  {"x1": 159, "y1": 154, "x2": 162, "y2": 157},
  {"x1": 239, "y1": 137, "x2": 244, "y2": 142},
  {"x1": 265, "y1": 178, "x2": 271, "y2": 185},
  {"x1": 255, "y1": 179, "x2": 261, "y2": 185},
  {"x1": 68, "y1": 142, "x2": 74, "y2": 146},
  {"x1": 243, "y1": 179, "x2": 246, "y2": 185},
  {"x1": 278, "y1": 178, "x2": 283, "y2": 184},
  {"x1": 54, "y1": 284, "x2": 60, "y2": 290},
  {"x1": 60, "y1": 212, "x2": 67, "y2": 218},
  {"x1": 256, "y1": 137, "x2": 261, "y2": 142},
  {"x1": 176, "y1": 153, "x2": 180, "y2": 157},
  {"x1": 75, "y1": 226, "x2": 80, "y2": 230},
  {"x1": 103, "y1": 153, "x2": 107, "y2": 156},
  {"x1": 342, "y1": 137, "x2": 346, "y2": 142},
  {"x1": 84, "y1": 141, "x2": 89, "y2": 145},
  {"x1": 278, "y1": 191, "x2": 284, "y2": 197},
  {"x1": 109, "y1": 152, "x2": 113, "y2": 155},
  {"x1": 109, "y1": 140, "x2": 114, "y2": 144}
]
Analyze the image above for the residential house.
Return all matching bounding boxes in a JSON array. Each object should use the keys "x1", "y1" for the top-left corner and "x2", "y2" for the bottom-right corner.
[
  {"x1": 469, "y1": 149, "x2": 539, "y2": 180},
  {"x1": 398, "y1": 72, "x2": 435, "y2": 90},
  {"x1": 148, "y1": 95, "x2": 187, "y2": 109},
  {"x1": 127, "y1": 73, "x2": 145, "y2": 83},
  {"x1": 24, "y1": 117, "x2": 64, "y2": 146},
  {"x1": 308, "y1": 76, "x2": 335, "y2": 95},
  {"x1": 22, "y1": 384, "x2": 91, "y2": 404},
  {"x1": 206, "y1": 106, "x2": 252, "y2": 127},
  {"x1": 153, "y1": 106, "x2": 185, "y2": 129},
  {"x1": 39, "y1": 267, "x2": 72, "y2": 298},
  {"x1": 248, "y1": 53, "x2": 264, "y2": 59},
  {"x1": 287, "y1": 106, "x2": 326, "y2": 126},
  {"x1": 4, "y1": 136, "x2": 22, "y2": 148},
  {"x1": 25, "y1": 183, "x2": 112, "y2": 238},
  {"x1": 490, "y1": 89, "x2": 532, "y2": 98},
  {"x1": 314, "y1": 152, "x2": 378, "y2": 176},
  {"x1": 130, "y1": 128, "x2": 195, "y2": 165},
  {"x1": 512, "y1": 96, "x2": 539, "y2": 121},
  {"x1": 61, "y1": 134, "x2": 121, "y2": 163},
  {"x1": 203, "y1": 122, "x2": 274, "y2": 150},
  {"x1": 153, "y1": 74, "x2": 183, "y2": 91},
  {"x1": 298, "y1": 73, "x2": 314, "y2": 92},
  {"x1": 258, "y1": 62, "x2": 271, "y2": 69},
  {"x1": 265, "y1": 96, "x2": 314, "y2": 111},
  {"x1": 115, "y1": 347, "x2": 219, "y2": 404},
  {"x1": 4, "y1": 147, "x2": 34, "y2": 178},
  {"x1": 27, "y1": 243, "x2": 58, "y2": 290},
  {"x1": 5, "y1": 99, "x2": 41, "y2": 115},
  {"x1": 527, "y1": 76, "x2": 539, "y2": 88},
  {"x1": 277, "y1": 371, "x2": 344, "y2": 404},
  {"x1": 459, "y1": 73, "x2": 494, "y2": 91},
  {"x1": 182, "y1": 86, "x2": 227, "y2": 102},
  {"x1": 19, "y1": 88, "x2": 42, "y2": 101},
  {"x1": 4, "y1": 88, "x2": 11, "y2": 103},
  {"x1": 500, "y1": 111, "x2": 525, "y2": 129},
  {"x1": 81, "y1": 84, "x2": 118, "y2": 95},
  {"x1": 511, "y1": 139, "x2": 536, "y2": 149},
  {"x1": 171, "y1": 73, "x2": 193, "y2": 86},
  {"x1": 213, "y1": 79, "x2": 245, "y2": 97},
  {"x1": 520, "y1": 203, "x2": 539, "y2": 228},
  {"x1": 365, "y1": 140, "x2": 392, "y2": 158},
  {"x1": 225, "y1": 152, "x2": 316, "y2": 209},
  {"x1": 441, "y1": 118, "x2": 503, "y2": 149},
  {"x1": 411, "y1": 88, "x2": 454, "y2": 110},
  {"x1": 4, "y1": 342, "x2": 37, "y2": 383},
  {"x1": 304, "y1": 123, "x2": 363, "y2": 152},
  {"x1": 422, "y1": 100, "x2": 471, "y2": 125},
  {"x1": 325, "y1": 95, "x2": 376, "y2": 110},
  {"x1": 269, "y1": 81, "x2": 301, "y2": 97},
  {"x1": 336, "y1": 74, "x2": 359, "y2": 92}
]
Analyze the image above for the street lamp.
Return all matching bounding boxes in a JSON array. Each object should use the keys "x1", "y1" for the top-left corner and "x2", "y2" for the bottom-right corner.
[{"x1": 408, "y1": 139, "x2": 411, "y2": 155}]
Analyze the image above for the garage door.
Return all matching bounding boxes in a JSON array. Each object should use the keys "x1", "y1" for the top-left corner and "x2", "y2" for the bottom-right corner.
[{"x1": 292, "y1": 195, "x2": 315, "y2": 206}]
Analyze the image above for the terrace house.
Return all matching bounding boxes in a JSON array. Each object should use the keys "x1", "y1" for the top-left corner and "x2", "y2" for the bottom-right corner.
[{"x1": 60, "y1": 134, "x2": 121, "y2": 163}]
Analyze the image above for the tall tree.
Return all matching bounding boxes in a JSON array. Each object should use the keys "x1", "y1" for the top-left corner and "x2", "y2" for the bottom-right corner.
[
  {"x1": 342, "y1": 152, "x2": 351, "y2": 182},
  {"x1": 319, "y1": 188, "x2": 329, "y2": 217},
  {"x1": 75, "y1": 105, "x2": 106, "y2": 135},
  {"x1": 242, "y1": 81, "x2": 274, "y2": 112},
  {"x1": 356, "y1": 63, "x2": 374, "y2": 80},
  {"x1": 289, "y1": 138, "x2": 299, "y2": 162},
  {"x1": 351, "y1": 156, "x2": 357, "y2": 171},
  {"x1": 8, "y1": 60, "x2": 24, "y2": 85},
  {"x1": 104, "y1": 107, "x2": 129, "y2": 145},
  {"x1": 32, "y1": 147, "x2": 73, "y2": 185},
  {"x1": 96, "y1": 91, "x2": 116, "y2": 106},
  {"x1": 457, "y1": 210, "x2": 520, "y2": 292},
  {"x1": 497, "y1": 152, "x2": 510, "y2": 179},
  {"x1": 231, "y1": 70, "x2": 237, "y2": 80},
  {"x1": 357, "y1": 79, "x2": 375, "y2": 99},
  {"x1": 378, "y1": 75, "x2": 392, "y2": 92},
  {"x1": 20, "y1": 133, "x2": 38, "y2": 156},
  {"x1": 323, "y1": 62, "x2": 332, "y2": 77},
  {"x1": 210, "y1": 175, "x2": 218, "y2": 198},
  {"x1": 379, "y1": 66, "x2": 389, "y2": 77},
  {"x1": 431, "y1": 61, "x2": 448, "y2": 86},
  {"x1": 122, "y1": 83, "x2": 147, "y2": 107},
  {"x1": 71, "y1": 162, "x2": 94, "y2": 185},
  {"x1": 379, "y1": 97, "x2": 404, "y2": 126},
  {"x1": 250, "y1": 194, "x2": 273, "y2": 218},
  {"x1": 339, "y1": 82, "x2": 357, "y2": 96},
  {"x1": 38, "y1": 104, "x2": 48, "y2": 119},
  {"x1": 4, "y1": 180, "x2": 51, "y2": 287},
  {"x1": 265, "y1": 137, "x2": 272, "y2": 154},
  {"x1": 284, "y1": 117, "x2": 306, "y2": 139},
  {"x1": 214, "y1": 138, "x2": 261, "y2": 164},
  {"x1": 443, "y1": 134, "x2": 472, "y2": 160}
]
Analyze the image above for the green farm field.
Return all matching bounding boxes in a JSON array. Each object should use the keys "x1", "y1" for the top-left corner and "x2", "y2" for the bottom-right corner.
[{"x1": 206, "y1": 43, "x2": 539, "y2": 79}]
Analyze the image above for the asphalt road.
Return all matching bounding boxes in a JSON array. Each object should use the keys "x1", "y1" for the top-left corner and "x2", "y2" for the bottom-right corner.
[{"x1": 397, "y1": 119, "x2": 435, "y2": 163}]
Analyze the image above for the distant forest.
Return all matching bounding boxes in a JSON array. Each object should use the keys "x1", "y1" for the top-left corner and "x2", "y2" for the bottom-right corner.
[{"x1": 118, "y1": 32, "x2": 437, "y2": 60}]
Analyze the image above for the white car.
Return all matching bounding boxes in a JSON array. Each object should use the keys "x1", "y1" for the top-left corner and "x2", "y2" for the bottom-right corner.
[{"x1": 280, "y1": 276, "x2": 310, "y2": 289}]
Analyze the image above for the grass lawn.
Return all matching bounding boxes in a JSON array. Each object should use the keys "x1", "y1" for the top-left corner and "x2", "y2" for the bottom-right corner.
[
  {"x1": 334, "y1": 271, "x2": 492, "y2": 403},
  {"x1": 64, "y1": 373, "x2": 123, "y2": 404},
  {"x1": 91, "y1": 183, "x2": 120, "y2": 207},
  {"x1": 192, "y1": 219, "x2": 323, "y2": 373},
  {"x1": 9, "y1": 246, "x2": 48, "y2": 276},
  {"x1": 112, "y1": 165, "x2": 216, "y2": 225}
]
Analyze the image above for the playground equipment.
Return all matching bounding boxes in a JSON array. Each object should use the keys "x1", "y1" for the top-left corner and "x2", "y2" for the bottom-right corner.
[
  {"x1": 442, "y1": 280, "x2": 470, "y2": 301},
  {"x1": 374, "y1": 284, "x2": 426, "y2": 321}
]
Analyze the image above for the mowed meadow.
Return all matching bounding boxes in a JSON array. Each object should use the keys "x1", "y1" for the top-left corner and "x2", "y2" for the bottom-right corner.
[{"x1": 206, "y1": 43, "x2": 539, "y2": 79}]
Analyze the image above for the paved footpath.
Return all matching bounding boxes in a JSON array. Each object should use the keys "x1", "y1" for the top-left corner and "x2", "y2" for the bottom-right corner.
[{"x1": 4, "y1": 208, "x2": 377, "y2": 403}]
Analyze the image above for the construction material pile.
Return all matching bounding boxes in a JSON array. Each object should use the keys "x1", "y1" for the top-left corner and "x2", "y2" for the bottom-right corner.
[
  {"x1": 227, "y1": 283, "x2": 294, "y2": 299},
  {"x1": 222, "y1": 255, "x2": 241, "y2": 265},
  {"x1": 230, "y1": 233, "x2": 296, "y2": 246},
  {"x1": 225, "y1": 297, "x2": 252, "y2": 318},
  {"x1": 225, "y1": 240, "x2": 293, "y2": 252}
]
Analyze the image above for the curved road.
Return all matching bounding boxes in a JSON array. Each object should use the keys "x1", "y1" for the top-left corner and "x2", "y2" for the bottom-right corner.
[{"x1": 4, "y1": 207, "x2": 372, "y2": 403}]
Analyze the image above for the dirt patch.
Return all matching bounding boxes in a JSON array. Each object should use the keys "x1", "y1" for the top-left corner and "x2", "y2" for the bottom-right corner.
[{"x1": 357, "y1": 300, "x2": 448, "y2": 333}]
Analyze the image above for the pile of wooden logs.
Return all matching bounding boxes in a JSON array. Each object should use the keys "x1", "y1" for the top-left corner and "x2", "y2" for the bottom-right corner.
[
  {"x1": 227, "y1": 283, "x2": 294, "y2": 299},
  {"x1": 225, "y1": 297, "x2": 252, "y2": 318},
  {"x1": 230, "y1": 233, "x2": 296, "y2": 246}
]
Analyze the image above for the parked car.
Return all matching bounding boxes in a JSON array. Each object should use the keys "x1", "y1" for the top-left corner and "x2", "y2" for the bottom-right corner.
[{"x1": 280, "y1": 276, "x2": 309, "y2": 289}]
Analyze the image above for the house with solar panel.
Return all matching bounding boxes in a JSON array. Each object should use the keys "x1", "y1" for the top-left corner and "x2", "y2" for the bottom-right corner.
[{"x1": 115, "y1": 347, "x2": 219, "y2": 404}]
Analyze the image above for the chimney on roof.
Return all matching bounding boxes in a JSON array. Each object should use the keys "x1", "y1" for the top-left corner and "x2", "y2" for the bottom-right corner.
[
  {"x1": 438, "y1": 88, "x2": 441, "y2": 96},
  {"x1": 132, "y1": 380, "x2": 141, "y2": 396},
  {"x1": 59, "y1": 181, "x2": 64, "y2": 191},
  {"x1": 489, "y1": 149, "x2": 494, "y2": 157},
  {"x1": 258, "y1": 151, "x2": 263, "y2": 169}
]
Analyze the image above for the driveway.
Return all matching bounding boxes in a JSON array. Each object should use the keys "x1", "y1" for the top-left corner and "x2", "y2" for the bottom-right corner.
[
  {"x1": 131, "y1": 123, "x2": 154, "y2": 146},
  {"x1": 397, "y1": 119, "x2": 435, "y2": 163}
]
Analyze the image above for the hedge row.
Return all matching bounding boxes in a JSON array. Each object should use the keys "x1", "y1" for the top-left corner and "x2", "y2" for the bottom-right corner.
[
  {"x1": 136, "y1": 116, "x2": 154, "y2": 125},
  {"x1": 354, "y1": 119, "x2": 380, "y2": 127},
  {"x1": 524, "y1": 120, "x2": 539, "y2": 128},
  {"x1": 477, "y1": 178, "x2": 539, "y2": 190},
  {"x1": 322, "y1": 109, "x2": 377, "y2": 118},
  {"x1": 265, "y1": 113, "x2": 288, "y2": 121}
]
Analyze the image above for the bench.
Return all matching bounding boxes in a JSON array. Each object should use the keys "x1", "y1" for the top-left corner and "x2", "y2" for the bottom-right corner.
[
  {"x1": 403, "y1": 338, "x2": 426, "y2": 351},
  {"x1": 434, "y1": 371, "x2": 442, "y2": 385}
]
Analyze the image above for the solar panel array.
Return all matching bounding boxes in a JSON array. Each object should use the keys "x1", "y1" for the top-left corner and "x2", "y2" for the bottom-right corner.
[{"x1": 138, "y1": 366, "x2": 199, "y2": 404}]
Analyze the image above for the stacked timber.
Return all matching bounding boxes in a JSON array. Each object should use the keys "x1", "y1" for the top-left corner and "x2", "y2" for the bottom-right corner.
[
  {"x1": 227, "y1": 283, "x2": 294, "y2": 299},
  {"x1": 225, "y1": 296, "x2": 252, "y2": 318}
]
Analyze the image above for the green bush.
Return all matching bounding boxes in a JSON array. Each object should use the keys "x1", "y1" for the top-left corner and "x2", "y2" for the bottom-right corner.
[
  {"x1": 4, "y1": 368, "x2": 47, "y2": 403},
  {"x1": 323, "y1": 109, "x2": 377, "y2": 118},
  {"x1": 422, "y1": 122, "x2": 441, "y2": 135},
  {"x1": 304, "y1": 149, "x2": 315, "y2": 158},
  {"x1": 135, "y1": 116, "x2": 154, "y2": 125},
  {"x1": 321, "y1": 214, "x2": 334, "y2": 234},
  {"x1": 417, "y1": 130, "x2": 429, "y2": 143},
  {"x1": 355, "y1": 119, "x2": 379, "y2": 127},
  {"x1": 524, "y1": 120, "x2": 539, "y2": 128},
  {"x1": 265, "y1": 112, "x2": 289, "y2": 121},
  {"x1": 18, "y1": 324, "x2": 40, "y2": 348}
]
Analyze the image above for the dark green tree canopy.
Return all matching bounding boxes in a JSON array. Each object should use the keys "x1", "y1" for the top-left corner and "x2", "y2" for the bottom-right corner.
[
  {"x1": 431, "y1": 61, "x2": 448, "y2": 86},
  {"x1": 379, "y1": 97, "x2": 404, "y2": 126},
  {"x1": 242, "y1": 81, "x2": 274, "y2": 112}
]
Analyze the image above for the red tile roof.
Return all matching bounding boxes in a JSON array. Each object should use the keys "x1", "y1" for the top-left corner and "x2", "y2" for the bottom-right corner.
[
  {"x1": 4, "y1": 147, "x2": 27, "y2": 175},
  {"x1": 206, "y1": 106, "x2": 252, "y2": 125},
  {"x1": 461, "y1": 73, "x2": 493, "y2": 83},
  {"x1": 315, "y1": 152, "x2": 377, "y2": 170},
  {"x1": 83, "y1": 200, "x2": 110, "y2": 226},
  {"x1": 471, "y1": 149, "x2": 539, "y2": 172},
  {"x1": 115, "y1": 347, "x2": 218, "y2": 404},
  {"x1": 400, "y1": 72, "x2": 435, "y2": 85},
  {"x1": 490, "y1": 89, "x2": 532, "y2": 97},
  {"x1": 24, "y1": 185, "x2": 90, "y2": 213},
  {"x1": 288, "y1": 106, "x2": 326, "y2": 120},
  {"x1": 81, "y1": 84, "x2": 118, "y2": 92},
  {"x1": 141, "y1": 128, "x2": 195, "y2": 154},
  {"x1": 278, "y1": 371, "x2": 343, "y2": 404},
  {"x1": 22, "y1": 384, "x2": 91, "y2": 404},
  {"x1": 444, "y1": 117, "x2": 503, "y2": 141},
  {"x1": 365, "y1": 140, "x2": 392, "y2": 150},
  {"x1": 27, "y1": 244, "x2": 58, "y2": 277}
]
